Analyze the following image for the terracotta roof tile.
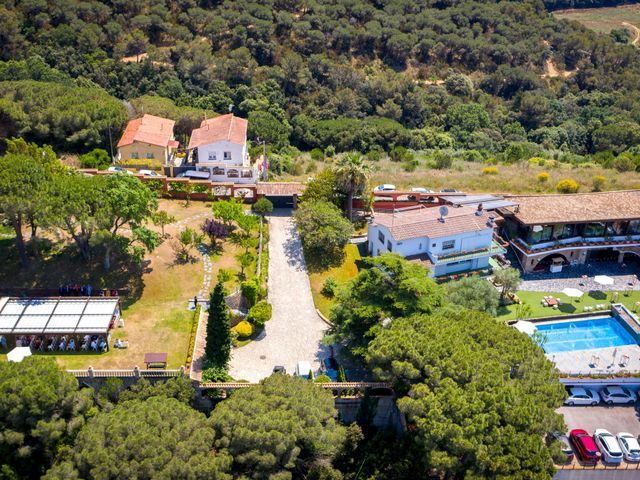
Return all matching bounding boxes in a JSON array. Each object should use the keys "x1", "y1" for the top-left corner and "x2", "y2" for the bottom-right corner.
[
  {"x1": 187, "y1": 114, "x2": 247, "y2": 149},
  {"x1": 374, "y1": 206, "x2": 494, "y2": 240},
  {"x1": 503, "y1": 190, "x2": 640, "y2": 225},
  {"x1": 117, "y1": 114, "x2": 175, "y2": 148},
  {"x1": 257, "y1": 182, "x2": 305, "y2": 196}
]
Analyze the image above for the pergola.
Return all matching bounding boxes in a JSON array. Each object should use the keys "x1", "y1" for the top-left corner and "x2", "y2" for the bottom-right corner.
[{"x1": 0, "y1": 297, "x2": 120, "y2": 351}]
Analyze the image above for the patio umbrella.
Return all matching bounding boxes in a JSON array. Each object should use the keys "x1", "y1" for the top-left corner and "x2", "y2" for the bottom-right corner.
[
  {"x1": 513, "y1": 321, "x2": 536, "y2": 335},
  {"x1": 562, "y1": 287, "x2": 584, "y2": 298},
  {"x1": 594, "y1": 275, "x2": 614, "y2": 286},
  {"x1": 7, "y1": 346, "x2": 32, "y2": 363}
]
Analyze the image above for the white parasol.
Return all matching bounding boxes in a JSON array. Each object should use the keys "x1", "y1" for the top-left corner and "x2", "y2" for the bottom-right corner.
[
  {"x1": 562, "y1": 287, "x2": 584, "y2": 298},
  {"x1": 7, "y1": 346, "x2": 32, "y2": 363},
  {"x1": 594, "y1": 275, "x2": 614, "y2": 286}
]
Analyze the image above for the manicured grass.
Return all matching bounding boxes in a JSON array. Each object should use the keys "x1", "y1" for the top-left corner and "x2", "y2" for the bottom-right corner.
[
  {"x1": 554, "y1": 5, "x2": 640, "y2": 34},
  {"x1": 496, "y1": 290, "x2": 640, "y2": 321},
  {"x1": 309, "y1": 244, "x2": 362, "y2": 318}
]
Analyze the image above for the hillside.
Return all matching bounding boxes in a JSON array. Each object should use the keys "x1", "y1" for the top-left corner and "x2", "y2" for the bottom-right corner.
[{"x1": 1, "y1": 0, "x2": 640, "y2": 170}]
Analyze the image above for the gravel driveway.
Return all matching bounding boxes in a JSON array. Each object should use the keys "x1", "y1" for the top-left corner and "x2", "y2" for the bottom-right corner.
[{"x1": 229, "y1": 210, "x2": 329, "y2": 382}]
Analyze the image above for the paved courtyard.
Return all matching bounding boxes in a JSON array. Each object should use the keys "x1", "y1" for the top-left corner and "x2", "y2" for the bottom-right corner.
[
  {"x1": 520, "y1": 263, "x2": 639, "y2": 292},
  {"x1": 549, "y1": 344, "x2": 640, "y2": 375},
  {"x1": 229, "y1": 210, "x2": 329, "y2": 382}
]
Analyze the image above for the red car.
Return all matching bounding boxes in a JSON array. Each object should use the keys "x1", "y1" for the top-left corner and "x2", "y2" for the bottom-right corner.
[{"x1": 570, "y1": 429, "x2": 601, "y2": 462}]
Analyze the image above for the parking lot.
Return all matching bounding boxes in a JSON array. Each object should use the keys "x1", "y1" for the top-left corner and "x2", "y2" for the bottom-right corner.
[
  {"x1": 559, "y1": 405, "x2": 640, "y2": 437},
  {"x1": 556, "y1": 405, "x2": 640, "y2": 471}
]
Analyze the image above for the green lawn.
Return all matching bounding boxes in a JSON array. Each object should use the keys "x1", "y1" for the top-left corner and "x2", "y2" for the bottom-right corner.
[
  {"x1": 496, "y1": 290, "x2": 640, "y2": 321},
  {"x1": 309, "y1": 244, "x2": 362, "y2": 318}
]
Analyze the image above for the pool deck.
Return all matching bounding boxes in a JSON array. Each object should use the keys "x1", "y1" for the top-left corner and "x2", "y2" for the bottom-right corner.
[{"x1": 549, "y1": 344, "x2": 640, "y2": 375}]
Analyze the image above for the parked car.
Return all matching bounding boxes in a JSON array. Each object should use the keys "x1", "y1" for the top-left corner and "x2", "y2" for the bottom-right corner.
[
  {"x1": 594, "y1": 429, "x2": 623, "y2": 463},
  {"x1": 552, "y1": 431, "x2": 574, "y2": 462},
  {"x1": 570, "y1": 429, "x2": 601, "y2": 462},
  {"x1": 440, "y1": 188, "x2": 458, "y2": 192},
  {"x1": 176, "y1": 170, "x2": 210, "y2": 179},
  {"x1": 599, "y1": 386, "x2": 637, "y2": 405},
  {"x1": 138, "y1": 169, "x2": 161, "y2": 177},
  {"x1": 617, "y1": 432, "x2": 640, "y2": 462},
  {"x1": 564, "y1": 387, "x2": 600, "y2": 406},
  {"x1": 373, "y1": 184, "x2": 396, "y2": 192},
  {"x1": 295, "y1": 361, "x2": 313, "y2": 380},
  {"x1": 410, "y1": 187, "x2": 432, "y2": 193},
  {"x1": 272, "y1": 365, "x2": 286, "y2": 375},
  {"x1": 322, "y1": 357, "x2": 339, "y2": 382},
  {"x1": 107, "y1": 166, "x2": 133, "y2": 175}
]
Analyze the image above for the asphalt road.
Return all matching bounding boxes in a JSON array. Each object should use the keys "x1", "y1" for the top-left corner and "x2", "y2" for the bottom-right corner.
[{"x1": 558, "y1": 405, "x2": 640, "y2": 436}]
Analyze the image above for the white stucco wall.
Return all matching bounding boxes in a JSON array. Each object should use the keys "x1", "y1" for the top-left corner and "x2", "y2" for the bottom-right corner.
[
  {"x1": 367, "y1": 221, "x2": 494, "y2": 276},
  {"x1": 196, "y1": 140, "x2": 247, "y2": 167}
]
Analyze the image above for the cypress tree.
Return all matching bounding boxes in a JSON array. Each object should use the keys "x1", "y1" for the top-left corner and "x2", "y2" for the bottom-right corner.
[{"x1": 204, "y1": 281, "x2": 231, "y2": 368}]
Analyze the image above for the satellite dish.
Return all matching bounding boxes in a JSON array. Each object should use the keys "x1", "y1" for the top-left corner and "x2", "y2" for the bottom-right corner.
[{"x1": 439, "y1": 206, "x2": 449, "y2": 222}]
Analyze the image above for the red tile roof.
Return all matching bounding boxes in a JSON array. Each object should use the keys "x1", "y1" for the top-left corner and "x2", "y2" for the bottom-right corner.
[
  {"x1": 187, "y1": 114, "x2": 247, "y2": 149},
  {"x1": 373, "y1": 206, "x2": 494, "y2": 240},
  {"x1": 117, "y1": 114, "x2": 176, "y2": 148},
  {"x1": 256, "y1": 182, "x2": 305, "y2": 196},
  {"x1": 503, "y1": 190, "x2": 640, "y2": 225}
]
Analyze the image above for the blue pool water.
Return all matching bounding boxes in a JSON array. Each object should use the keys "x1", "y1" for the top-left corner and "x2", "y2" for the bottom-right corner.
[{"x1": 534, "y1": 317, "x2": 637, "y2": 353}]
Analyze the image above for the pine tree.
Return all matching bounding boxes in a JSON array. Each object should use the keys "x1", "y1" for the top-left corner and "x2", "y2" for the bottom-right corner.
[{"x1": 204, "y1": 281, "x2": 231, "y2": 368}]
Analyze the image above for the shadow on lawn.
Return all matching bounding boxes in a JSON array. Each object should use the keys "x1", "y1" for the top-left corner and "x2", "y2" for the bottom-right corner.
[
  {"x1": 587, "y1": 290, "x2": 607, "y2": 300},
  {"x1": 0, "y1": 239, "x2": 145, "y2": 308}
]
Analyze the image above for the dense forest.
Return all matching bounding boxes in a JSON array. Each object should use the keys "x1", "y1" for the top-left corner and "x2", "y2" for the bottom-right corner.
[{"x1": 2, "y1": 0, "x2": 640, "y2": 165}]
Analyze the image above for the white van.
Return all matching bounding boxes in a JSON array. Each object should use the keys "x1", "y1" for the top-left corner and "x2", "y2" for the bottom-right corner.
[
  {"x1": 295, "y1": 361, "x2": 313, "y2": 380},
  {"x1": 177, "y1": 170, "x2": 210, "y2": 179}
]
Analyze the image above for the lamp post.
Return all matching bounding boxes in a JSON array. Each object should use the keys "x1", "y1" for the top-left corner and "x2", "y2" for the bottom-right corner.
[{"x1": 257, "y1": 136, "x2": 267, "y2": 181}]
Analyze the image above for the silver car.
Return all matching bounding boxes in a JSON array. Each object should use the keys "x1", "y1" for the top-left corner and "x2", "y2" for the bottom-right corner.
[
  {"x1": 564, "y1": 387, "x2": 599, "y2": 406},
  {"x1": 594, "y1": 429, "x2": 623, "y2": 464},
  {"x1": 617, "y1": 432, "x2": 640, "y2": 462}
]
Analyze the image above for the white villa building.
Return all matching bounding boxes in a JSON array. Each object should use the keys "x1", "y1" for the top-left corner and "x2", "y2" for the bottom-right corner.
[
  {"x1": 367, "y1": 205, "x2": 505, "y2": 277},
  {"x1": 186, "y1": 114, "x2": 257, "y2": 183}
]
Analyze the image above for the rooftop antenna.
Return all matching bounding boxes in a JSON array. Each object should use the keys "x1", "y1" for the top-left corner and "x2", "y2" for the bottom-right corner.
[{"x1": 439, "y1": 205, "x2": 449, "y2": 223}]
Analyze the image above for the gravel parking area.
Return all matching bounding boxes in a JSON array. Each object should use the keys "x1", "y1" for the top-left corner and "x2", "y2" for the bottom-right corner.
[
  {"x1": 229, "y1": 210, "x2": 329, "y2": 382},
  {"x1": 559, "y1": 405, "x2": 640, "y2": 436}
]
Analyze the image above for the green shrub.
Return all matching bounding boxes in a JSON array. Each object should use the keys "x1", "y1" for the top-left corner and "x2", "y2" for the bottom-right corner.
[
  {"x1": 556, "y1": 178, "x2": 579, "y2": 194},
  {"x1": 324, "y1": 145, "x2": 336, "y2": 158},
  {"x1": 217, "y1": 268, "x2": 234, "y2": 283},
  {"x1": 235, "y1": 320, "x2": 254, "y2": 338},
  {"x1": 613, "y1": 156, "x2": 636, "y2": 172},
  {"x1": 241, "y1": 279, "x2": 259, "y2": 307},
  {"x1": 389, "y1": 146, "x2": 409, "y2": 162},
  {"x1": 482, "y1": 166, "x2": 498, "y2": 175},
  {"x1": 80, "y1": 148, "x2": 111, "y2": 170},
  {"x1": 536, "y1": 172, "x2": 550, "y2": 183},
  {"x1": 433, "y1": 151, "x2": 453, "y2": 169},
  {"x1": 321, "y1": 276, "x2": 338, "y2": 298},
  {"x1": 247, "y1": 301, "x2": 272, "y2": 326},
  {"x1": 529, "y1": 157, "x2": 546, "y2": 167},
  {"x1": 310, "y1": 148, "x2": 324, "y2": 161},
  {"x1": 314, "y1": 374, "x2": 331, "y2": 383},
  {"x1": 366, "y1": 145, "x2": 384, "y2": 161},
  {"x1": 592, "y1": 175, "x2": 606, "y2": 192},
  {"x1": 462, "y1": 150, "x2": 483, "y2": 162},
  {"x1": 202, "y1": 366, "x2": 231, "y2": 383}
]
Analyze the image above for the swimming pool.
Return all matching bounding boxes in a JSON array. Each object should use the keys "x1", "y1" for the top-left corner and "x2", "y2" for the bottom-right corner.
[{"x1": 534, "y1": 317, "x2": 637, "y2": 354}]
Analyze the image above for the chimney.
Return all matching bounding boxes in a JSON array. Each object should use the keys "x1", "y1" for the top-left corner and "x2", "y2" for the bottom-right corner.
[
  {"x1": 487, "y1": 217, "x2": 495, "y2": 228},
  {"x1": 475, "y1": 203, "x2": 484, "y2": 216}
]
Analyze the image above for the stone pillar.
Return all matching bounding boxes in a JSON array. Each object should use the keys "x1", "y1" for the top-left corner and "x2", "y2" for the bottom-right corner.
[
  {"x1": 88, "y1": 366, "x2": 94, "y2": 379},
  {"x1": 618, "y1": 251, "x2": 625, "y2": 263},
  {"x1": 133, "y1": 365, "x2": 140, "y2": 377}
]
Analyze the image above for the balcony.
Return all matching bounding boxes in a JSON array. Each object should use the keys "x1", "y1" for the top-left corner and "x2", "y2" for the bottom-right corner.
[
  {"x1": 433, "y1": 241, "x2": 506, "y2": 264},
  {"x1": 513, "y1": 235, "x2": 640, "y2": 255}
]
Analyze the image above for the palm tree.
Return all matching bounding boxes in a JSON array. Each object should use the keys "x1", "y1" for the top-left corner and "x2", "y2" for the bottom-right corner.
[{"x1": 333, "y1": 152, "x2": 371, "y2": 222}]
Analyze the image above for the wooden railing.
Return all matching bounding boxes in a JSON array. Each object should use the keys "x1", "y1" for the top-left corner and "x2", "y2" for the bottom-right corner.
[
  {"x1": 199, "y1": 381, "x2": 392, "y2": 390},
  {"x1": 68, "y1": 367, "x2": 184, "y2": 379}
]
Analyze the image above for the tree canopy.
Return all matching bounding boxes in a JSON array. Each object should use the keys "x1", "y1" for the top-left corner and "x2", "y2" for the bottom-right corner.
[
  {"x1": 0, "y1": 358, "x2": 92, "y2": 479},
  {"x1": 366, "y1": 309, "x2": 566, "y2": 479},
  {"x1": 210, "y1": 374, "x2": 346, "y2": 480},
  {"x1": 445, "y1": 276, "x2": 501, "y2": 316},
  {"x1": 45, "y1": 397, "x2": 232, "y2": 480}
]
